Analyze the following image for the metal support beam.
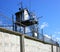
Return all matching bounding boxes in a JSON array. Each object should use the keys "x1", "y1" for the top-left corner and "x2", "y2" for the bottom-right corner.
[
  {"x1": 20, "y1": 35, "x2": 25, "y2": 52},
  {"x1": 51, "y1": 45, "x2": 53, "y2": 52},
  {"x1": 15, "y1": 24, "x2": 17, "y2": 31},
  {"x1": 24, "y1": 27, "x2": 25, "y2": 34},
  {"x1": 59, "y1": 47, "x2": 60, "y2": 52}
]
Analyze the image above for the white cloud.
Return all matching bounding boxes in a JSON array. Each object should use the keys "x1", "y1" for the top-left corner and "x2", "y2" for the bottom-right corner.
[
  {"x1": 0, "y1": 20, "x2": 13, "y2": 30},
  {"x1": 44, "y1": 34, "x2": 51, "y2": 39},
  {"x1": 54, "y1": 32, "x2": 60, "y2": 34},
  {"x1": 40, "y1": 22, "x2": 48, "y2": 29},
  {"x1": 6, "y1": 27, "x2": 13, "y2": 30},
  {"x1": 56, "y1": 38, "x2": 60, "y2": 41},
  {"x1": 3, "y1": 26, "x2": 13, "y2": 30},
  {"x1": 25, "y1": 27, "x2": 30, "y2": 33}
]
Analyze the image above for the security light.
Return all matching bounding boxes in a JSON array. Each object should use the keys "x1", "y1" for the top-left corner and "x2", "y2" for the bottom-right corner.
[{"x1": 34, "y1": 32, "x2": 38, "y2": 37}]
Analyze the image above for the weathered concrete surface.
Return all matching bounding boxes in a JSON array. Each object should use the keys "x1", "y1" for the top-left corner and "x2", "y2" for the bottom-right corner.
[
  {"x1": 58, "y1": 47, "x2": 60, "y2": 52},
  {"x1": 0, "y1": 28, "x2": 60, "y2": 52},
  {"x1": 53, "y1": 46, "x2": 56, "y2": 52},
  {"x1": 0, "y1": 32, "x2": 20, "y2": 52},
  {"x1": 24, "y1": 38, "x2": 51, "y2": 52}
]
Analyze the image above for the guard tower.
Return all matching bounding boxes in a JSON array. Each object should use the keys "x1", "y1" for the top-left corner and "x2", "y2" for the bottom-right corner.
[{"x1": 15, "y1": 8, "x2": 39, "y2": 38}]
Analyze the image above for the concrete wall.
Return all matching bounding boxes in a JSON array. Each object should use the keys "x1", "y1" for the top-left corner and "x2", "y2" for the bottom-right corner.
[
  {"x1": 24, "y1": 38, "x2": 60, "y2": 52},
  {"x1": 0, "y1": 32, "x2": 20, "y2": 52},
  {"x1": 53, "y1": 46, "x2": 56, "y2": 52},
  {"x1": 0, "y1": 28, "x2": 60, "y2": 52},
  {"x1": 24, "y1": 38, "x2": 51, "y2": 52},
  {"x1": 58, "y1": 47, "x2": 60, "y2": 52}
]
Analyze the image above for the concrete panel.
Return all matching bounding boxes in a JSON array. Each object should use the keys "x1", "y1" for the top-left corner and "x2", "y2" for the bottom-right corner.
[
  {"x1": 0, "y1": 32, "x2": 20, "y2": 52},
  {"x1": 58, "y1": 47, "x2": 60, "y2": 52},
  {"x1": 24, "y1": 38, "x2": 51, "y2": 52},
  {"x1": 53, "y1": 46, "x2": 56, "y2": 52}
]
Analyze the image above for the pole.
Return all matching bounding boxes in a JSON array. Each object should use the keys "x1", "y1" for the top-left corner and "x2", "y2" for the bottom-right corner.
[
  {"x1": 51, "y1": 34, "x2": 53, "y2": 52},
  {"x1": 24, "y1": 27, "x2": 25, "y2": 34},
  {"x1": 51, "y1": 44, "x2": 53, "y2": 52},
  {"x1": 41, "y1": 29, "x2": 44, "y2": 41},
  {"x1": 12, "y1": 14, "x2": 14, "y2": 31},
  {"x1": 20, "y1": 35, "x2": 25, "y2": 52}
]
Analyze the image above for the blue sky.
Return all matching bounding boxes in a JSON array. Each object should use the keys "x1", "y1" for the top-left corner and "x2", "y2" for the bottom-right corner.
[{"x1": 0, "y1": 0, "x2": 60, "y2": 43}]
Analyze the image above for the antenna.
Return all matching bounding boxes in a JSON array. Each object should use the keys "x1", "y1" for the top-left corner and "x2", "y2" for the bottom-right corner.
[
  {"x1": 18, "y1": 1, "x2": 23, "y2": 10},
  {"x1": 29, "y1": 0, "x2": 31, "y2": 11},
  {"x1": 20, "y1": 1, "x2": 23, "y2": 9}
]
